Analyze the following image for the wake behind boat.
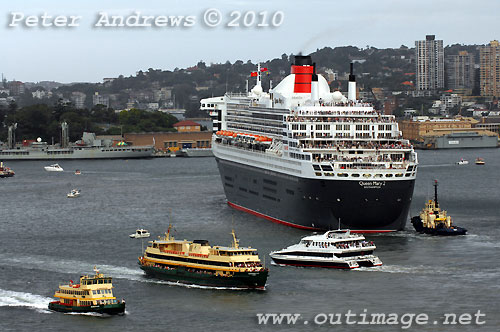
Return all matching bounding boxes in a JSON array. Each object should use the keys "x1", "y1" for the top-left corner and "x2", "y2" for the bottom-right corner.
[{"x1": 270, "y1": 230, "x2": 382, "y2": 269}]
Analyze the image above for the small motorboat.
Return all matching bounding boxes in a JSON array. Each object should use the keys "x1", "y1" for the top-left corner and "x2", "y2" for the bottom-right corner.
[
  {"x1": 0, "y1": 162, "x2": 15, "y2": 178},
  {"x1": 129, "y1": 229, "x2": 150, "y2": 238},
  {"x1": 475, "y1": 158, "x2": 485, "y2": 165},
  {"x1": 67, "y1": 189, "x2": 81, "y2": 198},
  {"x1": 456, "y1": 159, "x2": 468, "y2": 165},
  {"x1": 45, "y1": 164, "x2": 64, "y2": 172},
  {"x1": 75, "y1": 169, "x2": 81, "y2": 175}
]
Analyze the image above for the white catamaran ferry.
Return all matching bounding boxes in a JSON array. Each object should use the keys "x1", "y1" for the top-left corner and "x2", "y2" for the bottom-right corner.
[
  {"x1": 270, "y1": 230, "x2": 382, "y2": 269},
  {"x1": 201, "y1": 55, "x2": 418, "y2": 232}
]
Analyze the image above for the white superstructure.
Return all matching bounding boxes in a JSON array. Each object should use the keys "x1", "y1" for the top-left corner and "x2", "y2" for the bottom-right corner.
[{"x1": 270, "y1": 230, "x2": 382, "y2": 269}]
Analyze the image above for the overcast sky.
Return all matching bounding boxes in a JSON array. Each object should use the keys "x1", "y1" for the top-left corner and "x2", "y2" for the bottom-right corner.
[{"x1": 1, "y1": 0, "x2": 499, "y2": 83}]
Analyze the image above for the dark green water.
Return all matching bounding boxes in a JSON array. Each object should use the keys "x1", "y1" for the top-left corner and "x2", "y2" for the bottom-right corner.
[{"x1": 0, "y1": 149, "x2": 499, "y2": 331}]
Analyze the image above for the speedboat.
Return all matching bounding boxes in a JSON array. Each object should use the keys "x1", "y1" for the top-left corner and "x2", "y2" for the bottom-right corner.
[
  {"x1": 75, "y1": 169, "x2": 81, "y2": 175},
  {"x1": 475, "y1": 158, "x2": 485, "y2": 165},
  {"x1": 129, "y1": 229, "x2": 150, "y2": 238},
  {"x1": 45, "y1": 164, "x2": 64, "y2": 172},
  {"x1": 270, "y1": 230, "x2": 382, "y2": 269},
  {"x1": 67, "y1": 189, "x2": 81, "y2": 198},
  {"x1": 456, "y1": 159, "x2": 468, "y2": 165}
]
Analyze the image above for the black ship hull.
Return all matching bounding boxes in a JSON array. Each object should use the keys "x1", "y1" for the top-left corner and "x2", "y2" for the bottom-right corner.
[
  {"x1": 48, "y1": 301, "x2": 125, "y2": 315},
  {"x1": 216, "y1": 158, "x2": 415, "y2": 232},
  {"x1": 139, "y1": 264, "x2": 268, "y2": 289},
  {"x1": 411, "y1": 216, "x2": 467, "y2": 236}
]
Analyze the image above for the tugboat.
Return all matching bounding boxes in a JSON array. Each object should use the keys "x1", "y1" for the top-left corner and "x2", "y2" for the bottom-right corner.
[
  {"x1": 48, "y1": 266, "x2": 126, "y2": 315},
  {"x1": 138, "y1": 226, "x2": 268, "y2": 289},
  {"x1": 411, "y1": 180, "x2": 467, "y2": 236},
  {"x1": 270, "y1": 230, "x2": 382, "y2": 269},
  {"x1": 0, "y1": 162, "x2": 15, "y2": 178}
]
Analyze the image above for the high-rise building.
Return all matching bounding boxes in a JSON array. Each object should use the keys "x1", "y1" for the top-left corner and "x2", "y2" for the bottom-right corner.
[
  {"x1": 8, "y1": 81, "x2": 25, "y2": 96},
  {"x1": 445, "y1": 51, "x2": 475, "y2": 95},
  {"x1": 415, "y1": 35, "x2": 444, "y2": 91},
  {"x1": 71, "y1": 92, "x2": 87, "y2": 109},
  {"x1": 92, "y1": 92, "x2": 109, "y2": 107},
  {"x1": 479, "y1": 40, "x2": 500, "y2": 98}
]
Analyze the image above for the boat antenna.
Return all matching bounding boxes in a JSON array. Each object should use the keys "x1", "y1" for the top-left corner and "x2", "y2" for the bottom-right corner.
[
  {"x1": 338, "y1": 217, "x2": 341, "y2": 230},
  {"x1": 434, "y1": 179, "x2": 439, "y2": 209}
]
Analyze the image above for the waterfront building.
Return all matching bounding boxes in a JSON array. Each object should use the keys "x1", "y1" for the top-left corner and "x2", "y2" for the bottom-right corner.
[
  {"x1": 124, "y1": 131, "x2": 211, "y2": 152},
  {"x1": 399, "y1": 116, "x2": 477, "y2": 141},
  {"x1": 399, "y1": 116, "x2": 497, "y2": 148},
  {"x1": 173, "y1": 120, "x2": 201, "y2": 133}
]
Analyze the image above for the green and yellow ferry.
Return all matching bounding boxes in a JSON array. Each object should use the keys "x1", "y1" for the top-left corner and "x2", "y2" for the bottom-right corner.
[
  {"x1": 138, "y1": 226, "x2": 269, "y2": 289},
  {"x1": 48, "y1": 267, "x2": 125, "y2": 315}
]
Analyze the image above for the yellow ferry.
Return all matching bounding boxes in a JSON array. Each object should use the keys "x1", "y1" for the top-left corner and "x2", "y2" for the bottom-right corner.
[
  {"x1": 138, "y1": 226, "x2": 269, "y2": 289},
  {"x1": 48, "y1": 267, "x2": 125, "y2": 315}
]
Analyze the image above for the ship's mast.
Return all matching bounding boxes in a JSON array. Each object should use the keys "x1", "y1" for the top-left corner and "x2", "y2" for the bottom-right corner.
[
  {"x1": 256, "y1": 63, "x2": 262, "y2": 89},
  {"x1": 231, "y1": 229, "x2": 239, "y2": 249},
  {"x1": 433, "y1": 180, "x2": 439, "y2": 209}
]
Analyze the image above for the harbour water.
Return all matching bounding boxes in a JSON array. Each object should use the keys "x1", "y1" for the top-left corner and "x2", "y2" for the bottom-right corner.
[{"x1": 0, "y1": 149, "x2": 499, "y2": 331}]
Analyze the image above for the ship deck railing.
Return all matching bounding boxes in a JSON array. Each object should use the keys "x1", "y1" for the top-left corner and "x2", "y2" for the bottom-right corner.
[
  {"x1": 331, "y1": 161, "x2": 411, "y2": 169},
  {"x1": 299, "y1": 142, "x2": 413, "y2": 151},
  {"x1": 293, "y1": 106, "x2": 388, "y2": 116},
  {"x1": 286, "y1": 116, "x2": 395, "y2": 123},
  {"x1": 292, "y1": 135, "x2": 404, "y2": 141}
]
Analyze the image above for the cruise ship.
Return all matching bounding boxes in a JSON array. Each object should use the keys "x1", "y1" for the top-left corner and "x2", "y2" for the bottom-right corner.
[{"x1": 201, "y1": 55, "x2": 418, "y2": 232}]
